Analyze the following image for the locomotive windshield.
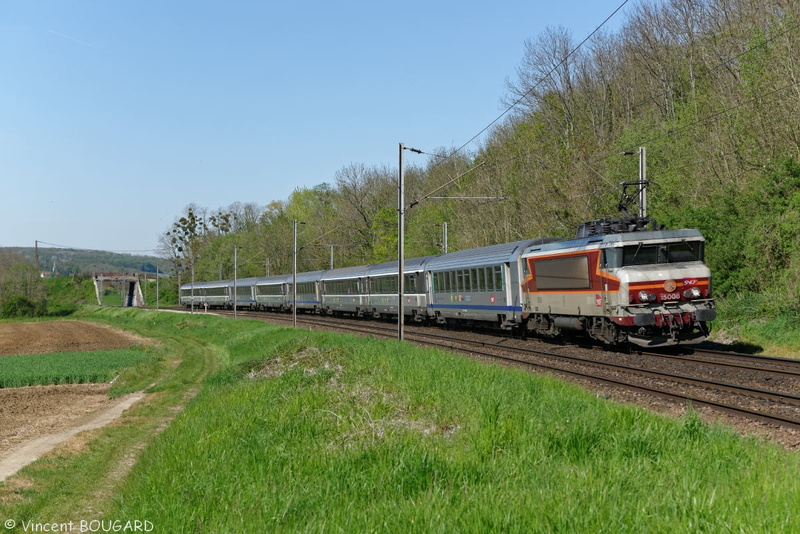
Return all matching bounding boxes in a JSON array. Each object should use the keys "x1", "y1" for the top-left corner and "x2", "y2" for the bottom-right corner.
[{"x1": 603, "y1": 240, "x2": 704, "y2": 268}]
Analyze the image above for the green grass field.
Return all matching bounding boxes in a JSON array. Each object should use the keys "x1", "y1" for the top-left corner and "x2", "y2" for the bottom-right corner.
[
  {"x1": 2, "y1": 308, "x2": 799, "y2": 532},
  {"x1": 0, "y1": 349, "x2": 152, "y2": 388},
  {"x1": 110, "y1": 313, "x2": 800, "y2": 533}
]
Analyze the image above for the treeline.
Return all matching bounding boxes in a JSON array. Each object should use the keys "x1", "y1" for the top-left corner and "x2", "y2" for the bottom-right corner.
[
  {"x1": 160, "y1": 0, "x2": 800, "y2": 317},
  {"x1": 0, "y1": 252, "x2": 102, "y2": 317},
  {"x1": 5, "y1": 247, "x2": 161, "y2": 277}
]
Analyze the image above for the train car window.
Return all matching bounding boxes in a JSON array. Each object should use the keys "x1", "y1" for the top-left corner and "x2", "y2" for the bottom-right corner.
[
  {"x1": 375, "y1": 275, "x2": 398, "y2": 294},
  {"x1": 621, "y1": 241, "x2": 704, "y2": 266},
  {"x1": 622, "y1": 244, "x2": 658, "y2": 266},
  {"x1": 666, "y1": 241, "x2": 704, "y2": 262},
  {"x1": 258, "y1": 285, "x2": 283, "y2": 295},
  {"x1": 602, "y1": 248, "x2": 622, "y2": 269},
  {"x1": 469, "y1": 269, "x2": 477, "y2": 291},
  {"x1": 339, "y1": 279, "x2": 356, "y2": 294},
  {"x1": 405, "y1": 274, "x2": 416, "y2": 292},
  {"x1": 477, "y1": 268, "x2": 485, "y2": 291},
  {"x1": 296, "y1": 282, "x2": 315, "y2": 294},
  {"x1": 494, "y1": 266, "x2": 504, "y2": 291}
]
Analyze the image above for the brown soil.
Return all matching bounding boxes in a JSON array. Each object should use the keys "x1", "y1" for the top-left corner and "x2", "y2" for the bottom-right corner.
[
  {"x1": 0, "y1": 320, "x2": 148, "y2": 356},
  {"x1": 0, "y1": 321, "x2": 148, "y2": 481}
]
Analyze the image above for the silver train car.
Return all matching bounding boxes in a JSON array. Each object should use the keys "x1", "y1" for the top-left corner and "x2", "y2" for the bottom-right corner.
[
  {"x1": 425, "y1": 239, "x2": 556, "y2": 329},
  {"x1": 179, "y1": 220, "x2": 715, "y2": 347}
]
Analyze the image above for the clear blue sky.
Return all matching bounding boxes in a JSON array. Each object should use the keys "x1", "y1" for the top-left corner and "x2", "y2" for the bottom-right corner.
[{"x1": 1, "y1": 0, "x2": 628, "y2": 254}]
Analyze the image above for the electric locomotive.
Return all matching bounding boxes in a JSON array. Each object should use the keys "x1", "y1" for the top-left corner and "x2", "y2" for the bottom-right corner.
[{"x1": 521, "y1": 217, "x2": 715, "y2": 347}]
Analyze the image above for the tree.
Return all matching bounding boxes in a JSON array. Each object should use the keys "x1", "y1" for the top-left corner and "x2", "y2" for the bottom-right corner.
[{"x1": 0, "y1": 252, "x2": 47, "y2": 317}]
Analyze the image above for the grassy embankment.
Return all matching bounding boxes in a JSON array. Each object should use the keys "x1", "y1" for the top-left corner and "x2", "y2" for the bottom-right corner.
[
  {"x1": 714, "y1": 295, "x2": 800, "y2": 356},
  {"x1": 2, "y1": 307, "x2": 798, "y2": 532}
]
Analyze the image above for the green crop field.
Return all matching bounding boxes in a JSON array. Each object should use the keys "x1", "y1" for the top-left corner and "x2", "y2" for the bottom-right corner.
[{"x1": 0, "y1": 349, "x2": 152, "y2": 388}]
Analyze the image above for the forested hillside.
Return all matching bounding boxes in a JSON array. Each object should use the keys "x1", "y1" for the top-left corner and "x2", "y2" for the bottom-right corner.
[
  {"x1": 4, "y1": 247, "x2": 161, "y2": 277},
  {"x1": 160, "y1": 0, "x2": 800, "y2": 318}
]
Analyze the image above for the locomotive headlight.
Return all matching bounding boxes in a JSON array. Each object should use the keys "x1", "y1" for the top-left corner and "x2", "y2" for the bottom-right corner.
[
  {"x1": 683, "y1": 287, "x2": 702, "y2": 299},
  {"x1": 638, "y1": 291, "x2": 652, "y2": 302}
]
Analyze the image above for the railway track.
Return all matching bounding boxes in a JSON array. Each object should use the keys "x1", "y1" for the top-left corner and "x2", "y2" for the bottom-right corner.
[
  {"x1": 175, "y1": 307, "x2": 800, "y2": 434},
  {"x1": 654, "y1": 348, "x2": 800, "y2": 376}
]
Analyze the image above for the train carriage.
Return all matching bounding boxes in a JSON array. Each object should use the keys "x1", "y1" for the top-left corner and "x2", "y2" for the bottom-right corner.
[
  {"x1": 319, "y1": 265, "x2": 369, "y2": 316},
  {"x1": 180, "y1": 280, "x2": 231, "y2": 309},
  {"x1": 228, "y1": 277, "x2": 259, "y2": 310},
  {"x1": 291, "y1": 270, "x2": 324, "y2": 313},
  {"x1": 366, "y1": 257, "x2": 433, "y2": 321},
  {"x1": 254, "y1": 274, "x2": 291, "y2": 312},
  {"x1": 425, "y1": 239, "x2": 557, "y2": 329}
]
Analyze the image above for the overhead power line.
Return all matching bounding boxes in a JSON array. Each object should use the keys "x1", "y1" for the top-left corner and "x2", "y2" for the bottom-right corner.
[
  {"x1": 443, "y1": 0, "x2": 632, "y2": 162},
  {"x1": 404, "y1": 0, "x2": 631, "y2": 207}
]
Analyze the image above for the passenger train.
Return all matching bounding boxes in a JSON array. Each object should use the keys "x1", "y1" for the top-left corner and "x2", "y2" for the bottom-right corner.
[{"x1": 180, "y1": 217, "x2": 716, "y2": 348}]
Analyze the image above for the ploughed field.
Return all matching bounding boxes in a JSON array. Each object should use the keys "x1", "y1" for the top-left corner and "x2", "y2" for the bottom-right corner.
[{"x1": 0, "y1": 321, "x2": 146, "y2": 456}]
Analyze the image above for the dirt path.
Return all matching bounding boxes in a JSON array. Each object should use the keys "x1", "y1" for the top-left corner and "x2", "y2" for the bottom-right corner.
[
  {"x1": 0, "y1": 392, "x2": 145, "y2": 482},
  {"x1": 0, "y1": 320, "x2": 149, "y2": 482}
]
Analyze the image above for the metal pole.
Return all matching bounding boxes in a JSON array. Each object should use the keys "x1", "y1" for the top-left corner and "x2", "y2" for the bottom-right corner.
[
  {"x1": 233, "y1": 245, "x2": 238, "y2": 319},
  {"x1": 442, "y1": 222, "x2": 448, "y2": 254},
  {"x1": 329, "y1": 244, "x2": 334, "y2": 269},
  {"x1": 156, "y1": 265, "x2": 159, "y2": 310},
  {"x1": 639, "y1": 146, "x2": 647, "y2": 219},
  {"x1": 293, "y1": 219, "x2": 298, "y2": 328},
  {"x1": 191, "y1": 262, "x2": 195, "y2": 314},
  {"x1": 398, "y1": 142, "x2": 405, "y2": 341}
]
